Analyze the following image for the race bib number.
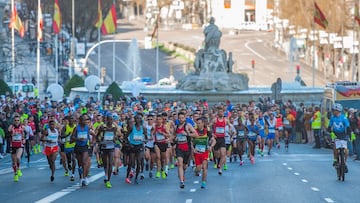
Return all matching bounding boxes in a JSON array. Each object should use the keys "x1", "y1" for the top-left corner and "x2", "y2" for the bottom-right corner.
[
  {"x1": 248, "y1": 132, "x2": 257, "y2": 139},
  {"x1": 215, "y1": 127, "x2": 225, "y2": 134},
  {"x1": 195, "y1": 144, "x2": 206, "y2": 153},
  {"x1": 176, "y1": 134, "x2": 187, "y2": 142},
  {"x1": 104, "y1": 132, "x2": 114, "y2": 141},
  {"x1": 268, "y1": 129, "x2": 275, "y2": 134},
  {"x1": 78, "y1": 131, "x2": 87, "y2": 140},
  {"x1": 133, "y1": 133, "x2": 144, "y2": 141},
  {"x1": 335, "y1": 139, "x2": 347, "y2": 149},
  {"x1": 13, "y1": 134, "x2": 22, "y2": 141},
  {"x1": 47, "y1": 135, "x2": 57, "y2": 143},
  {"x1": 156, "y1": 133, "x2": 165, "y2": 141},
  {"x1": 283, "y1": 119, "x2": 290, "y2": 125},
  {"x1": 278, "y1": 126, "x2": 283, "y2": 131},
  {"x1": 238, "y1": 130, "x2": 245, "y2": 137}
]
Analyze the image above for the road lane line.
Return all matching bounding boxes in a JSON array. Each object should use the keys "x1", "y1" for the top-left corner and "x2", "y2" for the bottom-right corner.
[
  {"x1": 190, "y1": 189, "x2": 196, "y2": 192},
  {"x1": 185, "y1": 199, "x2": 192, "y2": 203},
  {"x1": 282, "y1": 163, "x2": 287, "y2": 166},
  {"x1": 311, "y1": 187, "x2": 320, "y2": 192},
  {"x1": 244, "y1": 41, "x2": 266, "y2": 61},
  {"x1": 194, "y1": 181, "x2": 199, "y2": 184},
  {"x1": 301, "y1": 179, "x2": 308, "y2": 183},
  {"x1": 287, "y1": 167, "x2": 293, "y2": 170},
  {"x1": 324, "y1": 198, "x2": 334, "y2": 203},
  {"x1": 35, "y1": 172, "x2": 104, "y2": 203},
  {"x1": 294, "y1": 172, "x2": 300, "y2": 176}
]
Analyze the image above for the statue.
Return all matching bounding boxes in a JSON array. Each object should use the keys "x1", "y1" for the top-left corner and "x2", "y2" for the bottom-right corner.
[
  {"x1": 203, "y1": 17, "x2": 222, "y2": 51},
  {"x1": 177, "y1": 17, "x2": 249, "y2": 91}
]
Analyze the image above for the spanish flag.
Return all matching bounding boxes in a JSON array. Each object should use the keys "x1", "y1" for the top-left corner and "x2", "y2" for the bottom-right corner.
[
  {"x1": 53, "y1": 0, "x2": 62, "y2": 34},
  {"x1": 38, "y1": 5, "x2": 44, "y2": 41},
  {"x1": 9, "y1": 6, "x2": 24, "y2": 38},
  {"x1": 314, "y1": 2, "x2": 328, "y2": 29},
  {"x1": 355, "y1": 3, "x2": 360, "y2": 26},
  {"x1": 101, "y1": 3, "x2": 117, "y2": 35},
  {"x1": 94, "y1": 0, "x2": 103, "y2": 29}
]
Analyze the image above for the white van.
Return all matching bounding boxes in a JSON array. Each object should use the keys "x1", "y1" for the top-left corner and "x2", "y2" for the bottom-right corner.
[{"x1": 7, "y1": 83, "x2": 36, "y2": 98}]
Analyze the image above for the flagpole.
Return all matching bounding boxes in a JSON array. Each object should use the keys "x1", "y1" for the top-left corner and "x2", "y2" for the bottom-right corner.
[
  {"x1": 11, "y1": 0, "x2": 15, "y2": 92},
  {"x1": 112, "y1": 0, "x2": 115, "y2": 82},
  {"x1": 37, "y1": 0, "x2": 41, "y2": 96},
  {"x1": 55, "y1": 34, "x2": 59, "y2": 84},
  {"x1": 352, "y1": 5, "x2": 356, "y2": 82},
  {"x1": 98, "y1": 28, "x2": 101, "y2": 101},
  {"x1": 156, "y1": 13, "x2": 159, "y2": 87}
]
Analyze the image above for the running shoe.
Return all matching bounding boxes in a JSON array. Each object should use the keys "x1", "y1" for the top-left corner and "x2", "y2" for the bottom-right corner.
[
  {"x1": 170, "y1": 164, "x2": 175, "y2": 169},
  {"x1": 257, "y1": 149, "x2": 261, "y2": 154},
  {"x1": 140, "y1": 173, "x2": 145, "y2": 180},
  {"x1": 84, "y1": 177, "x2": 89, "y2": 186},
  {"x1": 135, "y1": 179, "x2": 139, "y2": 184},
  {"x1": 70, "y1": 175, "x2": 75, "y2": 181},
  {"x1": 223, "y1": 164, "x2": 228, "y2": 170},
  {"x1": 277, "y1": 143, "x2": 280, "y2": 149},
  {"x1": 149, "y1": 171, "x2": 153, "y2": 178},
  {"x1": 17, "y1": 169, "x2": 22, "y2": 177},
  {"x1": 129, "y1": 170, "x2": 134, "y2": 178},
  {"x1": 113, "y1": 169, "x2": 118, "y2": 175},
  {"x1": 180, "y1": 181, "x2": 185, "y2": 189},
  {"x1": 105, "y1": 181, "x2": 112, "y2": 188},
  {"x1": 37, "y1": 145, "x2": 41, "y2": 153},
  {"x1": 125, "y1": 178, "x2": 131, "y2": 184},
  {"x1": 239, "y1": 161, "x2": 244, "y2": 166},
  {"x1": 218, "y1": 169, "x2": 222, "y2": 175},
  {"x1": 161, "y1": 171, "x2": 167, "y2": 179},
  {"x1": 345, "y1": 165, "x2": 349, "y2": 173},
  {"x1": 145, "y1": 163, "x2": 149, "y2": 171},
  {"x1": 250, "y1": 157, "x2": 255, "y2": 164},
  {"x1": 64, "y1": 170, "x2": 69, "y2": 177},
  {"x1": 213, "y1": 163, "x2": 217, "y2": 169},
  {"x1": 155, "y1": 171, "x2": 161, "y2": 178},
  {"x1": 268, "y1": 151, "x2": 271, "y2": 155},
  {"x1": 50, "y1": 176, "x2": 55, "y2": 182},
  {"x1": 332, "y1": 161, "x2": 337, "y2": 167},
  {"x1": 14, "y1": 174, "x2": 19, "y2": 182},
  {"x1": 81, "y1": 179, "x2": 86, "y2": 186},
  {"x1": 201, "y1": 181, "x2": 206, "y2": 189}
]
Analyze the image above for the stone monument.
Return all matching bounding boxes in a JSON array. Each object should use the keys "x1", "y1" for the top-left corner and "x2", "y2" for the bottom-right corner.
[{"x1": 176, "y1": 17, "x2": 249, "y2": 91}]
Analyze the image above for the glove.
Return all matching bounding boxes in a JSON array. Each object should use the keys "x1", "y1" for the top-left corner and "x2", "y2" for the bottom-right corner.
[
  {"x1": 330, "y1": 132, "x2": 337, "y2": 140},
  {"x1": 351, "y1": 132, "x2": 356, "y2": 142}
]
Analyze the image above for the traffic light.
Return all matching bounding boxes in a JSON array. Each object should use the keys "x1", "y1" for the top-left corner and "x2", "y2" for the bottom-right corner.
[
  {"x1": 224, "y1": 0, "x2": 231, "y2": 8},
  {"x1": 296, "y1": 65, "x2": 300, "y2": 74},
  {"x1": 251, "y1": 59, "x2": 255, "y2": 69}
]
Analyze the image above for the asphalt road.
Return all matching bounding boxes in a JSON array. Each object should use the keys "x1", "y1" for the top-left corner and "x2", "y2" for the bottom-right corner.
[{"x1": 1, "y1": 143, "x2": 360, "y2": 203}]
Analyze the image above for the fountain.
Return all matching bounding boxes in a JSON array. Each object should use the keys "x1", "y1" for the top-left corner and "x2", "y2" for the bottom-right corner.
[
  {"x1": 126, "y1": 38, "x2": 142, "y2": 81},
  {"x1": 176, "y1": 17, "x2": 249, "y2": 91}
]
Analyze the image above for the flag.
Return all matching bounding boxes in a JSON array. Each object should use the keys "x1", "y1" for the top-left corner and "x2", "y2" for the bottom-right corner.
[
  {"x1": 355, "y1": 3, "x2": 360, "y2": 26},
  {"x1": 53, "y1": 0, "x2": 62, "y2": 34},
  {"x1": 101, "y1": 3, "x2": 117, "y2": 35},
  {"x1": 9, "y1": 6, "x2": 24, "y2": 37},
  {"x1": 94, "y1": 0, "x2": 103, "y2": 28},
  {"x1": 38, "y1": 5, "x2": 43, "y2": 41},
  {"x1": 150, "y1": 20, "x2": 158, "y2": 40},
  {"x1": 314, "y1": 2, "x2": 328, "y2": 29}
]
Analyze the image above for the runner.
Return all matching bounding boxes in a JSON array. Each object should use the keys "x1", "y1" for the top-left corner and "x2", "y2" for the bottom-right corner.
[
  {"x1": 266, "y1": 113, "x2": 277, "y2": 155},
  {"x1": 283, "y1": 108, "x2": 295, "y2": 151},
  {"x1": 234, "y1": 117, "x2": 247, "y2": 165},
  {"x1": 224, "y1": 116, "x2": 235, "y2": 169},
  {"x1": 193, "y1": 117, "x2": 215, "y2": 189},
  {"x1": 173, "y1": 111, "x2": 198, "y2": 189},
  {"x1": 96, "y1": 113, "x2": 118, "y2": 188},
  {"x1": 23, "y1": 118, "x2": 34, "y2": 163},
  {"x1": 126, "y1": 113, "x2": 147, "y2": 184},
  {"x1": 8, "y1": 116, "x2": 25, "y2": 182},
  {"x1": 247, "y1": 116, "x2": 259, "y2": 164},
  {"x1": 144, "y1": 113, "x2": 156, "y2": 178},
  {"x1": 41, "y1": 120, "x2": 59, "y2": 182},
  {"x1": 257, "y1": 111, "x2": 266, "y2": 156},
  {"x1": 211, "y1": 106, "x2": 227, "y2": 175},
  {"x1": 152, "y1": 113, "x2": 171, "y2": 179},
  {"x1": 71, "y1": 114, "x2": 93, "y2": 186},
  {"x1": 62, "y1": 115, "x2": 77, "y2": 181}
]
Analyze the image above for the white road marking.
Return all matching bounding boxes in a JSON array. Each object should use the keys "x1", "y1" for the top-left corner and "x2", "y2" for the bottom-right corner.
[
  {"x1": 190, "y1": 189, "x2": 196, "y2": 192},
  {"x1": 324, "y1": 198, "x2": 334, "y2": 203},
  {"x1": 287, "y1": 167, "x2": 293, "y2": 170},
  {"x1": 294, "y1": 172, "x2": 300, "y2": 176},
  {"x1": 301, "y1": 179, "x2": 308, "y2": 183},
  {"x1": 282, "y1": 163, "x2": 287, "y2": 166},
  {"x1": 38, "y1": 167, "x2": 45, "y2": 170},
  {"x1": 311, "y1": 187, "x2": 320, "y2": 192},
  {"x1": 34, "y1": 172, "x2": 104, "y2": 203},
  {"x1": 244, "y1": 41, "x2": 266, "y2": 60},
  {"x1": 185, "y1": 199, "x2": 193, "y2": 203},
  {"x1": 194, "y1": 181, "x2": 199, "y2": 184}
]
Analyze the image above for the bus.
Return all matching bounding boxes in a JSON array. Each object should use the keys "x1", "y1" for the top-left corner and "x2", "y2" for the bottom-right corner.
[{"x1": 7, "y1": 83, "x2": 36, "y2": 98}]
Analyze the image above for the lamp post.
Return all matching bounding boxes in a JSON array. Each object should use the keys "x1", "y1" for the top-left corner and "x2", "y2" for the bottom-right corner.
[{"x1": 70, "y1": 0, "x2": 75, "y2": 78}]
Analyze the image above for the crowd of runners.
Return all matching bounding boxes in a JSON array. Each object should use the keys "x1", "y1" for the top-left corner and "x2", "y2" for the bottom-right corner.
[{"x1": 0, "y1": 93, "x2": 359, "y2": 188}]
